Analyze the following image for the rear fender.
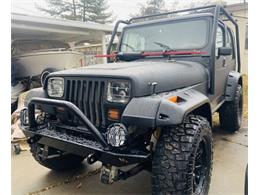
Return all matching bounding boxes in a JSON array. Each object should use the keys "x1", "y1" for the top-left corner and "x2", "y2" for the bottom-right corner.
[{"x1": 225, "y1": 71, "x2": 243, "y2": 101}]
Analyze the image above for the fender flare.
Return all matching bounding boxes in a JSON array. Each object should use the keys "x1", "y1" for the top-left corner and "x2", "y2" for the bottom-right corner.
[
  {"x1": 156, "y1": 89, "x2": 211, "y2": 126},
  {"x1": 24, "y1": 88, "x2": 47, "y2": 107},
  {"x1": 225, "y1": 71, "x2": 243, "y2": 102},
  {"x1": 121, "y1": 89, "x2": 212, "y2": 127}
]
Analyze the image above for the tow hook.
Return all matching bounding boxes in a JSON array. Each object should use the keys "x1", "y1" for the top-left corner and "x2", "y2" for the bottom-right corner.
[
  {"x1": 100, "y1": 165, "x2": 119, "y2": 184},
  {"x1": 100, "y1": 162, "x2": 150, "y2": 184},
  {"x1": 87, "y1": 153, "x2": 99, "y2": 164}
]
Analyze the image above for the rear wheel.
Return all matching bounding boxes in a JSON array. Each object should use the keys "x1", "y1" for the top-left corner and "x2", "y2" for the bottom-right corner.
[
  {"x1": 219, "y1": 84, "x2": 243, "y2": 132},
  {"x1": 152, "y1": 115, "x2": 213, "y2": 195},
  {"x1": 30, "y1": 143, "x2": 85, "y2": 171}
]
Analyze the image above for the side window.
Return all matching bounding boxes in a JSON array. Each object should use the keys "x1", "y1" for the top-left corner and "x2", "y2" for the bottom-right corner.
[
  {"x1": 245, "y1": 24, "x2": 248, "y2": 50},
  {"x1": 227, "y1": 29, "x2": 235, "y2": 59},
  {"x1": 215, "y1": 25, "x2": 224, "y2": 56}
]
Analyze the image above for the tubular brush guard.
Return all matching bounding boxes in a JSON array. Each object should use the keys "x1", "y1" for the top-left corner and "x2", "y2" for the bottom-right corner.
[{"x1": 20, "y1": 97, "x2": 151, "y2": 167}]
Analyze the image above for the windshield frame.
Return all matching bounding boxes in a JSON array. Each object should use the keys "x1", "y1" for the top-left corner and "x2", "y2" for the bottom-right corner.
[{"x1": 118, "y1": 17, "x2": 211, "y2": 53}]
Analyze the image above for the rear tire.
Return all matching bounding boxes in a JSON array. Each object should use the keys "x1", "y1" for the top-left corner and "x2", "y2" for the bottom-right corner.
[
  {"x1": 219, "y1": 84, "x2": 243, "y2": 132},
  {"x1": 245, "y1": 164, "x2": 248, "y2": 195},
  {"x1": 152, "y1": 115, "x2": 213, "y2": 195},
  {"x1": 30, "y1": 143, "x2": 85, "y2": 171}
]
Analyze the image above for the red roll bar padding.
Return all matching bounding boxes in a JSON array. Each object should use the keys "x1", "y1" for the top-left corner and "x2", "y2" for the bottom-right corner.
[{"x1": 95, "y1": 51, "x2": 208, "y2": 58}]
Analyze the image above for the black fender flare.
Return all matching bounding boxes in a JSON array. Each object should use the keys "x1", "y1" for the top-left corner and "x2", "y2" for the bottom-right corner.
[
  {"x1": 121, "y1": 89, "x2": 212, "y2": 127},
  {"x1": 24, "y1": 88, "x2": 47, "y2": 107},
  {"x1": 225, "y1": 71, "x2": 243, "y2": 102}
]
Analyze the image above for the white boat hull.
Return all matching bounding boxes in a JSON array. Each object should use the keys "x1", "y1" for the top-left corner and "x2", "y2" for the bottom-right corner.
[{"x1": 12, "y1": 51, "x2": 85, "y2": 78}]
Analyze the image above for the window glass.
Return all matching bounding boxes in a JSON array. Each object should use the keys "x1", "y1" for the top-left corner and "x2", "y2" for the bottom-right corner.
[
  {"x1": 245, "y1": 24, "x2": 248, "y2": 50},
  {"x1": 227, "y1": 29, "x2": 235, "y2": 59},
  {"x1": 121, "y1": 19, "x2": 209, "y2": 52},
  {"x1": 226, "y1": 30, "x2": 231, "y2": 48},
  {"x1": 216, "y1": 25, "x2": 224, "y2": 56}
]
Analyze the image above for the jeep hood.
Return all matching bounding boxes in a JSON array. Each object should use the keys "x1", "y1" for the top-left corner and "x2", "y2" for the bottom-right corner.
[{"x1": 51, "y1": 60, "x2": 208, "y2": 97}]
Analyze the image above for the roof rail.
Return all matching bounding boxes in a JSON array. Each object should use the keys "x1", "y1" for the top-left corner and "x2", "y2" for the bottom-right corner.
[{"x1": 129, "y1": 5, "x2": 217, "y2": 23}]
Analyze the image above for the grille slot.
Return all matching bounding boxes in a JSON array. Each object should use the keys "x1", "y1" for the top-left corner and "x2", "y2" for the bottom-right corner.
[{"x1": 65, "y1": 78, "x2": 106, "y2": 128}]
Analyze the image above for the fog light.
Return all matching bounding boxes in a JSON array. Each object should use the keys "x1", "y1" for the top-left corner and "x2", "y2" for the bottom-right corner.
[{"x1": 107, "y1": 123, "x2": 127, "y2": 147}]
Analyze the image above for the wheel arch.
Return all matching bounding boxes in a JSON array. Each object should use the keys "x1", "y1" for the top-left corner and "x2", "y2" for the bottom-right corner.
[
  {"x1": 156, "y1": 89, "x2": 212, "y2": 127},
  {"x1": 122, "y1": 89, "x2": 212, "y2": 128},
  {"x1": 188, "y1": 102, "x2": 212, "y2": 126}
]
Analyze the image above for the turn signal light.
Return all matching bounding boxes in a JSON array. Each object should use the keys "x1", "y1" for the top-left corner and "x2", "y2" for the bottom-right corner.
[
  {"x1": 108, "y1": 109, "x2": 120, "y2": 120},
  {"x1": 168, "y1": 96, "x2": 178, "y2": 103}
]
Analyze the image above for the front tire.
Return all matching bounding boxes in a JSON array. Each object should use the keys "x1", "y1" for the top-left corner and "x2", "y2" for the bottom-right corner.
[
  {"x1": 30, "y1": 143, "x2": 85, "y2": 171},
  {"x1": 152, "y1": 115, "x2": 213, "y2": 195},
  {"x1": 219, "y1": 84, "x2": 243, "y2": 132}
]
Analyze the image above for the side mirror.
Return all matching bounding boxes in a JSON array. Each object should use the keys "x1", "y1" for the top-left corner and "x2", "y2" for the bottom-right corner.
[{"x1": 218, "y1": 47, "x2": 232, "y2": 56}]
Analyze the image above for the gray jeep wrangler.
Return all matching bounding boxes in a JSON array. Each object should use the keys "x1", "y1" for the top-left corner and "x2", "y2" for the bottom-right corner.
[{"x1": 20, "y1": 5, "x2": 243, "y2": 195}]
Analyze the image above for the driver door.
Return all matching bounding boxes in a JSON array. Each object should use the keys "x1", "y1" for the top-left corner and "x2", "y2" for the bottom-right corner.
[{"x1": 214, "y1": 23, "x2": 228, "y2": 104}]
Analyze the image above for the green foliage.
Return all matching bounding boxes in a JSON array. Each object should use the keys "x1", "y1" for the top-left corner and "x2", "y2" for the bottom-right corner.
[
  {"x1": 87, "y1": 0, "x2": 113, "y2": 24},
  {"x1": 131, "y1": 0, "x2": 227, "y2": 18},
  {"x1": 131, "y1": 0, "x2": 167, "y2": 17},
  {"x1": 183, "y1": 0, "x2": 227, "y2": 9},
  {"x1": 36, "y1": 0, "x2": 114, "y2": 24}
]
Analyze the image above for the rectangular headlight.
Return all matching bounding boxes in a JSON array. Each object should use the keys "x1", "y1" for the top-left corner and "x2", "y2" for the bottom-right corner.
[
  {"x1": 107, "y1": 81, "x2": 131, "y2": 104},
  {"x1": 47, "y1": 77, "x2": 64, "y2": 98}
]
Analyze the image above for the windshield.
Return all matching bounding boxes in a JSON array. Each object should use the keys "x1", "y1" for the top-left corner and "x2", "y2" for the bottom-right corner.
[{"x1": 120, "y1": 19, "x2": 209, "y2": 52}]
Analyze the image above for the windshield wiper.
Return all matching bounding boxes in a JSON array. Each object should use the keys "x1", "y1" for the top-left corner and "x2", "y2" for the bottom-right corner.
[
  {"x1": 153, "y1": 42, "x2": 172, "y2": 51},
  {"x1": 121, "y1": 43, "x2": 136, "y2": 51}
]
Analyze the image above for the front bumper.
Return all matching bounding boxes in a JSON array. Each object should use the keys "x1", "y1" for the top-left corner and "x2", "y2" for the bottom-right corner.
[{"x1": 21, "y1": 97, "x2": 151, "y2": 167}]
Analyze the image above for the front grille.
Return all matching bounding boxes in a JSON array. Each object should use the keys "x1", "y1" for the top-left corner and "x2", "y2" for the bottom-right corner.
[{"x1": 64, "y1": 78, "x2": 106, "y2": 128}]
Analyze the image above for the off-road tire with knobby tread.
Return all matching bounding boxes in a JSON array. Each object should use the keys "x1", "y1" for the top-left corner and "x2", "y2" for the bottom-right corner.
[
  {"x1": 30, "y1": 143, "x2": 85, "y2": 171},
  {"x1": 152, "y1": 115, "x2": 213, "y2": 195},
  {"x1": 219, "y1": 84, "x2": 243, "y2": 133},
  {"x1": 245, "y1": 164, "x2": 248, "y2": 195}
]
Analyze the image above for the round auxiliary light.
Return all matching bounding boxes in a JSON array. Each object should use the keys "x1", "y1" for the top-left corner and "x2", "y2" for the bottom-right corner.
[{"x1": 107, "y1": 123, "x2": 128, "y2": 147}]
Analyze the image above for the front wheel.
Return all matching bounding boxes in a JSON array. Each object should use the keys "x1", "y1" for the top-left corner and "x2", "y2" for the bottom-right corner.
[{"x1": 152, "y1": 115, "x2": 213, "y2": 195}]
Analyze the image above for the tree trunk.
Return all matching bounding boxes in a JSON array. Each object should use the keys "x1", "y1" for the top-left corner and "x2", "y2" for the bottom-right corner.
[
  {"x1": 83, "y1": 0, "x2": 86, "y2": 22},
  {"x1": 72, "y1": 0, "x2": 77, "y2": 18}
]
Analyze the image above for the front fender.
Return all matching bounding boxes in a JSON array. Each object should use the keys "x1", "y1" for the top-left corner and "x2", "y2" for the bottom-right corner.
[
  {"x1": 156, "y1": 89, "x2": 210, "y2": 126},
  {"x1": 121, "y1": 96, "x2": 161, "y2": 128},
  {"x1": 24, "y1": 88, "x2": 47, "y2": 107},
  {"x1": 121, "y1": 89, "x2": 211, "y2": 127}
]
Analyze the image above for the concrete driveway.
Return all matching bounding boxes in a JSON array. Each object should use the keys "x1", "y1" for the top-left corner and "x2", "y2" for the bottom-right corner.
[{"x1": 12, "y1": 120, "x2": 248, "y2": 195}]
